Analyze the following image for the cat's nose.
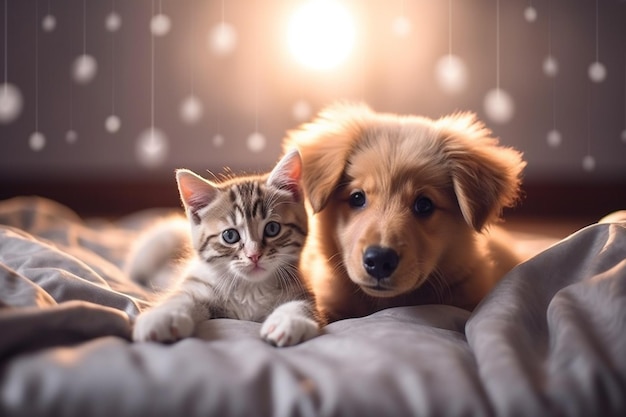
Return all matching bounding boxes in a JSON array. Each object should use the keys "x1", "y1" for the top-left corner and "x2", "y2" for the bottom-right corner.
[
  {"x1": 244, "y1": 242, "x2": 261, "y2": 264},
  {"x1": 362, "y1": 246, "x2": 399, "y2": 280}
]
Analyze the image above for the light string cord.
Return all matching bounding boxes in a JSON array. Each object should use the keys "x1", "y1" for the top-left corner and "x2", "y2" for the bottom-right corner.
[
  {"x1": 35, "y1": 0, "x2": 39, "y2": 132},
  {"x1": 3, "y1": 0, "x2": 7, "y2": 93},
  {"x1": 496, "y1": 0, "x2": 500, "y2": 93},
  {"x1": 549, "y1": 0, "x2": 556, "y2": 130},
  {"x1": 110, "y1": 0, "x2": 116, "y2": 115},
  {"x1": 82, "y1": 0, "x2": 86, "y2": 55},
  {"x1": 254, "y1": 0, "x2": 259, "y2": 134},
  {"x1": 448, "y1": 0, "x2": 452, "y2": 61},
  {"x1": 151, "y1": 0, "x2": 155, "y2": 136}
]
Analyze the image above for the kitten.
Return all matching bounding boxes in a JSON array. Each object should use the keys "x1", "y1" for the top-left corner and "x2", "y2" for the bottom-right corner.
[{"x1": 131, "y1": 150, "x2": 322, "y2": 347}]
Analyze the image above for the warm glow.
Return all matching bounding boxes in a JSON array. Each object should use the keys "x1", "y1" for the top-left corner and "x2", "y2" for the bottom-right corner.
[{"x1": 287, "y1": 0, "x2": 356, "y2": 70}]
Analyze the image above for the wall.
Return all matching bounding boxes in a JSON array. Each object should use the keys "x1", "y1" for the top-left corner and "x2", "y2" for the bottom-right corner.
[{"x1": 0, "y1": 0, "x2": 625, "y2": 215}]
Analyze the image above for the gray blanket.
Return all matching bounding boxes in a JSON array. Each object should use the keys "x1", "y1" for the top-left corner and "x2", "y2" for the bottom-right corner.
[{"x1": 0, "y1": 197, "x2": 625, "y2": 417}]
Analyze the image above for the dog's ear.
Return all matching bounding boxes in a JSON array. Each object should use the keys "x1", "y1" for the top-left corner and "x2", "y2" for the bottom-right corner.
[
  {"x1": 283, "y1": 103, "x2": 369, "y2": 213},
  {"x1": 436, "y1": 113, "x2": 526, "y2": 231}
]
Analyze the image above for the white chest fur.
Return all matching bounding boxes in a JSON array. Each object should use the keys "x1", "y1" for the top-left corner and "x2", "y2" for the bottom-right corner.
[{"x1": 186, "y1": 258, "x2": 281, "y2": 322}]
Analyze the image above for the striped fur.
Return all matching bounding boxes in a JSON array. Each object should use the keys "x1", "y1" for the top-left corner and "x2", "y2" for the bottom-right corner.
[{"x1": 132, "y1": 150, "x2": 323, "y2": 347}]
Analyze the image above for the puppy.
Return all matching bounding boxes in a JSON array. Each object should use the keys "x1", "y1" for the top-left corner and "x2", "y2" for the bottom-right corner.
[{"x1": 283, "y1": 103, "x2": 526, "y2": 322}]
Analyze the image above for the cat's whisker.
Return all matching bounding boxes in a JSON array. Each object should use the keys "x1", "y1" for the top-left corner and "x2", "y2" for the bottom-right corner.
[{"x1": 275, "y1": 267, "x2": 294, "y2": 296}]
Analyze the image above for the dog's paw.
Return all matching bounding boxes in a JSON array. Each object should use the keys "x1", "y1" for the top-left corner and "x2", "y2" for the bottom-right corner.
[
  {"x1": 133, "y1": 307, "x2": 194, "y2": 343},
  {"x1": 260, "y1": 311, "x2": 319, "y2": 347}
]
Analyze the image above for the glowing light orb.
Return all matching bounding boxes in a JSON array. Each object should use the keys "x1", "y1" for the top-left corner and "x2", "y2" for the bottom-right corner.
[
  {"x1": 66, "y1": 130, "x2": 78, "y2": 144},
  {"x1": 287, "y1": 0, "x2": 356, "y2": 70},
  {"x1": 582, "y1": 155, "x2": 595, "y2": 172},
  {"x1": 391, "y1": 16, "x2": 412, "y2": 38},
  {"x1": 208, "y1": 22, "x2": 238, "y2": 56},
  {"x1": 621, "y1": 129, "x2": 626, "y2": 143},
  {"x1": 137, "y1": 128, "x2": 168, "y2": 168},
  {"x1": 292, "y1": 99, "x2": 312, "y2": 122},
  {"x1": 546, "y1": 129, "x2": 562, "y2": 148},
  {"x1": 29, "y1": 131, "x2": 46, "y2": 151},
  {"x1": 150, "y1": 14, "x2": 171, "y2": 37},
  {"x1": 247, "y1": 132, "x2": 266, "y2": 153},
  {"x1": 42, "y1": 14, "x2": 56, "y2": 32},
  {"x1": 435, "y1": 54, "x2": 468, "y2": 94},
  {"x1": 72, "y1": 54, "x2": 98, "y2": 85},
  {"x1": 105, "y1": 12, "x2": 122, "y2": 32},
  {"x1": 213, "y1": 134, "x2": 225, "y2": 147},
  {"x1": 0, "y1": 83, "x2": 23, "y2": 124},
  {"x1": 543, "y1": 55, "x2": 559, "y2": 77},
  {"x1": 483, "y1": 88, "x2": 515, "y2": 124},
  {"x1": 179, "y1": 95, "x2": 204, "y2": 124},
  {"x1": 524, "y1": 6, "x2": 537, "y2": 22},
  {"x1": 588, "y1": 61, "x2": 607, "y2": 83},
  {"x1": 105, "y1": 115, "x2": 121, "y2": 133}
]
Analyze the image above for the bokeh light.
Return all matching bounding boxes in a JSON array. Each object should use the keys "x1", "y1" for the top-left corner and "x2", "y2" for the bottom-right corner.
[
  {"x1": 524, "y1": 6, "x2": 537, "y2": 23},
  {"x1": 542, "y1": 55, "x2": 559, "y2": 77},
  {"x1": 391, "y1": 16, "x2": 412, "y2": 38},
  {"x1": 137, "y1": 128, "x2": 169, "y2": 168},
  {"x1": 247, "y1": 132, "x2": 266, "y2": 153},
  {"x1": 208, "y1": 22, "x2": 238, "y2": 56},
  {"x1": 287, "y1": 0, "x2": 356, "y2": 70},
  {"x1": 179, "y1": 95, "x2": 204, "y2": 124},
  {"x1": 588, "y1": 61, "x2": 607, "y2": 83},
  {"x1": 213, "y1": 134, "x2": 225, "y2": 148},
  {"x1": 42, "y1": 14, "x2": 56, "y2": 32},
  {"x1": 582, "y1": 155, "x2": 596, "y2": 172},
  {"x1": 546, "y1": 129, "x2": 562, "y2": 148},
  {"x1": 435, "y1": 54, "x2": 468, "y2": 94},
  {"x1": 66, "y1": 130, "x2": 78, "y2": 144},
  {"x1": 105, "y1": 12, "x2": 122, "y2": 32},
  {"x1": 0, "y1": 83, "x2": 24, "y2": 124},
  {"x1": 483, "y1": 88, "x2": 515, "y2": 124},
  {"x1": 105, "y1": 115, "x2": 121, "y2": 133},
  {"x1": 150, "y1": 14, "x2": 171, "y2": 37},
  {"x1": 292, "y1": 99, "x2": 313, "y2": 122},
  {"x1": 72, "y1": 54, "x2": 98, "y2": 85},
  {"x1": 29, "y1": 132, "x2": 46, "y2": 151}
]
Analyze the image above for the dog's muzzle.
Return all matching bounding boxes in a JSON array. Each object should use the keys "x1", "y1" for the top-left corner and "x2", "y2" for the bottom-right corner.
[{"x1": 362, "y1": 246, "x2": 399, "y2": 280}]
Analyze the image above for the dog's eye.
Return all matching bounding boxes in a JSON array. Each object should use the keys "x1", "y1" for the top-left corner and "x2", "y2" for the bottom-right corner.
[
  {"x1": 349, "y1": 191, "x2": 366, "y2": 208},
  {"x1": 413, "y1": 196, "x2": 434, "y2": 217}
]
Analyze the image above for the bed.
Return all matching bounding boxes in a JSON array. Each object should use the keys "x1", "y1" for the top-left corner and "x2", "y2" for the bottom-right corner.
[{"x1": 1, "y1": 196, "x2": 625, "y2": 417}]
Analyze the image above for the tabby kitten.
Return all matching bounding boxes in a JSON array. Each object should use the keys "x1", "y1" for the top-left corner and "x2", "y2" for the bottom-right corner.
[{"x1": 131, "y1": 150, "x2": 321, "y2": 347}]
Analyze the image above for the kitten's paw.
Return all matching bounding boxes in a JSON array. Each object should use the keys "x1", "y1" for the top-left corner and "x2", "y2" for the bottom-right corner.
[
  {"x1": 133, "y1": 308, "x2": 194, "y2": 343},
  {"x1": 260, "y1": 312, "x2": 319, "y2": 347}
]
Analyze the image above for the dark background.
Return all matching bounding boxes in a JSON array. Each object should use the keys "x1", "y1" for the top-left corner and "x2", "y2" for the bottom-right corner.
[{"x1": 1, "y1": 0, "x2": 625, "y2": 220}]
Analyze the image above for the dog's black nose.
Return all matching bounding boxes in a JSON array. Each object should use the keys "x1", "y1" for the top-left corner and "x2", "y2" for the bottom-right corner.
[{"x1": 363, "y1": 246, "x2": 399, "y2": 280}]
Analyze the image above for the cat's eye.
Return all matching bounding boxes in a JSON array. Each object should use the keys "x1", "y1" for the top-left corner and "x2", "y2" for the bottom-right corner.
[
  {"x1": 222, "y1": 229, "x2": 240, "y2": 244},
  {"x1": 413, "y1": 196, "x2": 434, "y2": 217},
  {"x1": 264, "y1": 221, "x2": 281, "y2": 238},
  {"x1": 349, "y1": 191, "x2": 366, "y2": 208}
]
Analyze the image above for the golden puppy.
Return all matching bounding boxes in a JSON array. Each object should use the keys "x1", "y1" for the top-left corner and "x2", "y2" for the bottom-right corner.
[{"x1": 284, "y1": 103, "x2": 526, "y2": 322}]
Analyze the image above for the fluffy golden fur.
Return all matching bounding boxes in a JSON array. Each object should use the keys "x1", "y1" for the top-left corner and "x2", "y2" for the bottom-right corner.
[{"x1": 283, "y1": 103, "x2": 526, "y2": 322}]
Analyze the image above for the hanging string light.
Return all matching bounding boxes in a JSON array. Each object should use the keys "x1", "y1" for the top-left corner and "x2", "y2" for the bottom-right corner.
[
  {"x1": 483, "y1": 0, "x2": 514, "y2": 124},
  {"x1": 0, "y1": 0, "x2": 23, "y2": 125}
]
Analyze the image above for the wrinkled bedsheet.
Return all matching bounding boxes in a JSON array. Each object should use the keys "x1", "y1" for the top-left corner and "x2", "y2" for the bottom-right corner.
[{"x1": 0, "y1": 197, "x2": 625, "y2": 417}]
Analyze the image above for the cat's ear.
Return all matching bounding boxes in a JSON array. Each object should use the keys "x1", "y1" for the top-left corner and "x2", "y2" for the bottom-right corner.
[
  {"x1": 176, "y1": 169, "x2": 218, "y2": 216},
  {"x1": 266, "y1": 149, "x2": 302, "y2": 202}
]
